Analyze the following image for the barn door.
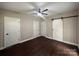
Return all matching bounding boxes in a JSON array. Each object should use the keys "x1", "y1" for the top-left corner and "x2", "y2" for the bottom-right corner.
[{"x1": 52, "y1": 19, "x2": 63, "y2": 41}]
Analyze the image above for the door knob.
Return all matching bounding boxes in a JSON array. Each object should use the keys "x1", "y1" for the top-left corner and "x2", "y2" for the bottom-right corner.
[{"x1": 6, "y1": 33, "x2": 9, "y2": 35}]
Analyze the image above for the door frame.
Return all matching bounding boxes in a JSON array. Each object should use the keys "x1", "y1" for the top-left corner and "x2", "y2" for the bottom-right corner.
[
  {"x1": 3, "y1": 16, "x2": 21, "y2": 47},
  {"x1": 52, "y1": 19, "x2": 63, "y2": 41},
  {"x1": 41, "y1": 21, "x2": 46, "y2": 36},
  {"x1": 33, "y1": 20, "x2": 40, "y2": 37}
]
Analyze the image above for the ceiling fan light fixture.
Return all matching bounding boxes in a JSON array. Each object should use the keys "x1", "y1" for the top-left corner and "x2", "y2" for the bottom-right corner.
[{"x1": 37, "y1": 12, "x2": 42, "y2": 17}]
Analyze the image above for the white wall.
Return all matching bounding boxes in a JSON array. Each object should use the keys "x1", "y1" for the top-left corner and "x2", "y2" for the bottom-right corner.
[
  {"x1": 20, "y1": 15, "x2": 33, "y2": 40},
  {"x1": 78, "y1": 10, "x2": 79, "y2": 47},
  {"x1": 0, "y1": 9, "x2": 41, "y2": 48},
  {"x1": 46, "y1": 19, "x2": 53, "y2": 37},
  {"x1": 60, "y1": 11, "x2": 78, "y2": 44},
  {"x1": 0, "y1": 9, "x2": 78, "y2": 48},
  {"x1": 63, "y1": 16, "x2": 78, "y2": 44},
  {"x1": 20, "y1": 14, "x2": 41, "y2": 40},
  {"x1": 45, "y1": 10, "x2": 78, "y2": 45},
  {"x1": 40, "y1": 20, "x2": 47, "y2": 36},
  {"x1": 0, "y1": 9, "x2": 21, "y2": 48},
  {"x1": 0, "y1": 11, "x2": 4, "y2": 48}
]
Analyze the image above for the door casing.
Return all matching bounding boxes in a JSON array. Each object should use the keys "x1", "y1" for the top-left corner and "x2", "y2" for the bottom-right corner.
[{"x1": 4, "y1": 16, "x2": 21, "y2": 47}]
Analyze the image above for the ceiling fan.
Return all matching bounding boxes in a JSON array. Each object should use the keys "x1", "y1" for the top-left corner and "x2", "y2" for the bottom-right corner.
[
  {"x1": 28, "y1": 8, "x2": 48, "y2": 16},
  {"x1": 25, "y1": 8, "x2": 48, "y2": 19},
  {"x1": 33, "y1": 8, "x2": 48, "y2": 19},
  {"x1": 37, "y1": 8, "x2": 48, "y2": 15}
]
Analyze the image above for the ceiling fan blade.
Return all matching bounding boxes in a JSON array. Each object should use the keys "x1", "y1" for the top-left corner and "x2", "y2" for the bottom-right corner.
[
  {"x1": 42, "y1": 13, "x2": 48, "y2": 15},
  {"x1": 42, "y1": 9, "x2": 48, "y2": 12}
]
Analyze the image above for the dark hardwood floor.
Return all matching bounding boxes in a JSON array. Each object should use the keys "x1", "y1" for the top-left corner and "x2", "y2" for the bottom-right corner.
[{"x1": 0, "y1": 36, "x2": 79, "y2": 56}]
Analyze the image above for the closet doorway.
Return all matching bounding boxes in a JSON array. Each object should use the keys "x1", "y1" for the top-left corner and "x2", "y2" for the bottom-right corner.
[
  {"x1": 52, "y1": 19, "x2": 63, "y2": 41},
  {"x1": 4, "y1": 16, "x2": 20, "y2": 47},
  {"x1": 33, "y1": 20, "x2": 40, "y2": 37}
]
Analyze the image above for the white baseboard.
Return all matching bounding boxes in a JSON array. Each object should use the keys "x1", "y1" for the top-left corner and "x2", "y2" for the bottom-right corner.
[
  {"x1": 0, "y1": 35, "x2": 78, "y2": 50},
  {"x1": 19, "y1": 36, "x2": 40, "y2": 44},
  {"x1": 0, "y1": 35, "x2": 41, "y2": 50},
  {"x1": 0, "y1": 47, "x2": 6, "y2": 50},
  {"x1": 45, "y1": 36, "x2": 78, "y2": 46}
]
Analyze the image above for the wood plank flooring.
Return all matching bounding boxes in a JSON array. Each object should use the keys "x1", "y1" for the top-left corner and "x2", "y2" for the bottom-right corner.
[{"x1": 0, "y1": 36, "x2": 79, "y2": 56}]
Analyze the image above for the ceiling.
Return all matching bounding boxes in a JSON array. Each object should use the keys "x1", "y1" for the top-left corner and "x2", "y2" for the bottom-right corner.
[{"x1": 0, "y1": 2, "x2": 79, "y2": 17}]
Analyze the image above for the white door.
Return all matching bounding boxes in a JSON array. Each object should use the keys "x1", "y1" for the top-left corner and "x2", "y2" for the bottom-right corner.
[
  {"x1": 52, "y1": 19, "x2": 63, "y2": 41},
  {"x1": 4, "y1": 16, "x2": 20, "y2": 47},
  {"x1": 41, "y1": 21, "x2": 46, "y2": 36},
  {"x1": 33, "y1": 20, "x2": 40, "y2": 37}
]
